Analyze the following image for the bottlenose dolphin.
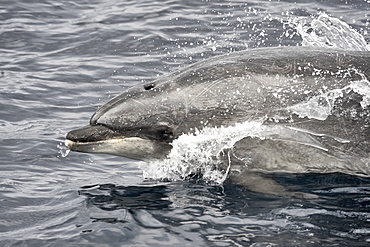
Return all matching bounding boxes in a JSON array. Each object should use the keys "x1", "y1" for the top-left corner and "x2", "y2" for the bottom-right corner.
[{"x1": 66, "y1": 46, "x2": 370, "y2": 198}]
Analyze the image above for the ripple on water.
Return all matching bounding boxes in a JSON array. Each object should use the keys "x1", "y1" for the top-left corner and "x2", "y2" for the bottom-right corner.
[{"x1": 0, "y1": 0, "x2": 369, "y2": 246}]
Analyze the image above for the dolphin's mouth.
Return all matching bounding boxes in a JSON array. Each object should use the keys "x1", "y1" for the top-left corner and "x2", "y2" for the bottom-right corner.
[
  {"x1": 66, "y1": 124, "x2": 174, "y2": 143},
  {"x1": 65, "y1": 124, "x2": 174, "y2": 160}
]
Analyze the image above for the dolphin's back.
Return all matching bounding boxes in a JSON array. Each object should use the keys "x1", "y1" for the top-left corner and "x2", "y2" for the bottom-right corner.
[
  {"x1": 91, "y1": 47, "x2": 370, "y2": 138},
  {"x1": 163, "y1": 46, "x2": 370, "y2": 87}
]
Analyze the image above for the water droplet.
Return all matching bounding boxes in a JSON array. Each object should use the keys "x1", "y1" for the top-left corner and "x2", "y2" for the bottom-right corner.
[{"x1": 57, "y1": 142, "x2": 70, "y2": 158}]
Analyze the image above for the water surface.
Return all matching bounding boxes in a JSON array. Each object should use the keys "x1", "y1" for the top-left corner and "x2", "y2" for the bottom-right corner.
[{"x1": 1, "y1": 0, "x2": 370, "y2": 246}]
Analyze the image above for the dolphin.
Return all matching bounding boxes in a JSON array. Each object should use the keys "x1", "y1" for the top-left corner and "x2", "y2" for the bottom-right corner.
[{"x1": 66, "y1": 46, "x2": 370, "y2": 198}]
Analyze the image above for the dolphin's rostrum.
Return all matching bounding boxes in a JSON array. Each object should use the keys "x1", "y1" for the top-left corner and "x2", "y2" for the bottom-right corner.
[{"x1": 66, "y1": 46, "x2": 370, "y2": 198}]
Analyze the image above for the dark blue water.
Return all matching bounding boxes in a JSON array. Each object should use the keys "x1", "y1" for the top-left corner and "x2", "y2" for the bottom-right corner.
[{"x1": 1, "y1": 0, "x2": 369, "y2": 246}]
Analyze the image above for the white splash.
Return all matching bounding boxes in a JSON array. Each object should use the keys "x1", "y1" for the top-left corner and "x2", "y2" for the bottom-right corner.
[
  {"x1": 290, "y1": 13, "x2": 370, "y2": 51},
  {"x1": 141, "y1": 121, "x2": 265, "y2": 184},
  {"x1": 288, "y1": 79, "x2": 370, "y2": 120},
  {"x1": 351, "y1": 80, "x2": 370, "y2": 109}
]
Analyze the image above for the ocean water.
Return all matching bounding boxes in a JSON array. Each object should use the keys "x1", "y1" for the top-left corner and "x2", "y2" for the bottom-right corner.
[{"x1": 1, "y1": 0, "x2": 370, "y2": 246}]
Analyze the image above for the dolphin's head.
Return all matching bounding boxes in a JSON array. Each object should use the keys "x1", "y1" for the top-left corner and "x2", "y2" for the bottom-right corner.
[
  {"x1": 65, "y1": 81, "x2": 183, "y2": 161},
  {"x1": 65, "y1": 53, "x2": 256, "y2": 160}
]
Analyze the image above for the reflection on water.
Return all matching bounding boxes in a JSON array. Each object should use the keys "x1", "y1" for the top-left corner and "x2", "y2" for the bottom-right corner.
[
  {"x1": 80, "y1": 184, "x2": 172, "y2": 211},
  {"x1": 75, "y1": 174, "x2": 370, "y2": 246}
]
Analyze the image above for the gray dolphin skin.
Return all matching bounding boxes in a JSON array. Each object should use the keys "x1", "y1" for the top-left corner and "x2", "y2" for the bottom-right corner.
[{"x1": 66, "y1": 46, "x2": 370, "y2": 198}]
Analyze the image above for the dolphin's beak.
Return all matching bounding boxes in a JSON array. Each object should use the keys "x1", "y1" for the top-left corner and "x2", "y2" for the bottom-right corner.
[
  {"x1": 65, "y1": 125, "x2": 172, "y2": 160},
  {"x1": 66, "y1": 125, "x2": 121, "y2": 143}
]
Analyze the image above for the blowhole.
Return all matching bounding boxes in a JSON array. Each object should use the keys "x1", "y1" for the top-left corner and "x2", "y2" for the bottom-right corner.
[{"x1": 144, "y1": 83, "x2": 155, "y2": 90}]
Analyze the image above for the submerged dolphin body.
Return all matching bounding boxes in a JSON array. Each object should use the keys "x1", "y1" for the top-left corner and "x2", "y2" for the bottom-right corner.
[{"x1": 66, "y1": 46, "x2": 370, "y2": 198}]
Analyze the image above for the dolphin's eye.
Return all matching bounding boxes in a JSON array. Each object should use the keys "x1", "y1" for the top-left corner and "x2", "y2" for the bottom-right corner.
[
  {"x1": 144, "y1": 83, "x2": 155, "y2": 90},
  {"x1": 155, "y1": 126, "x2": 174, "y2": 141},
  {"x1": 160, "y1": 128, "x2": 174, "y2": 140},
  {"x1": 137, "y1": 125, "x2": 174, "y2": 142}
]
